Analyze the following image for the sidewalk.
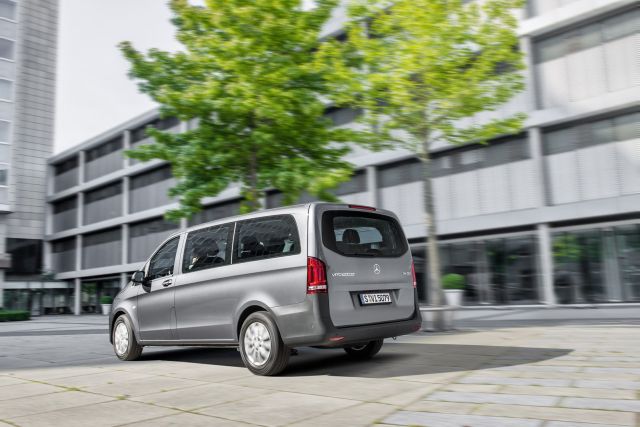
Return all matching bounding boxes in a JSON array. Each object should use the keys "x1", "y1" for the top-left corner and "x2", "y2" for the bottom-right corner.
[{"x1": 0, "y1": 313, "x2": 639, "y2": 426}]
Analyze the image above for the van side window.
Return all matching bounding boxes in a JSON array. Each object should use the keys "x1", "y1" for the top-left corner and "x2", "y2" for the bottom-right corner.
[
  {"x1": 147, "y1": 236, "x2": 180, "y2": 280},
  {"x1": 234, "y1": 215, "x2": 300, "y2": 263},
  {"x1": 183, "y1": 224, "x2": 232, "y2": 273}
]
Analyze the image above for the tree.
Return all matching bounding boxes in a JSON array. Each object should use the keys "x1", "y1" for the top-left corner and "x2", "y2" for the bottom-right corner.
[
  {"x1": 119, "y1": 0, "x2": 375, "y2": 219},
  {"x1": 317, "y1": 0, "x2": 526, "y2": 328}
]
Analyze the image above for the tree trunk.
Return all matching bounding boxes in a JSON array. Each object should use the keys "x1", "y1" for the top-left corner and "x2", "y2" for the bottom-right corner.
[{"x1": 421, "y1": 140, "x2": 446, "y2": 331}]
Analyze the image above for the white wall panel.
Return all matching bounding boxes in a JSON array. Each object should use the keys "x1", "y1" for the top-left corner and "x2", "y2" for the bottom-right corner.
[
  {"x1": 566, "y1": 47, "x2": 607, "y2": 102},
  {"x1": 478, "y1": 165, "x2": 510, "y2": 214},
  {"x1": 618, "y1": 139, "x2": 640, "y2": 195},
  {"x1": 604, "y1": 35, "x2": 640, "y2": 92},
  {"x1": 546, "y1": 152, "x2": 581, "y2": 204},
  {"x1": 433, "y1": 177, "x2": 451, "y2": 221},
  {"x1": 509, "y1": 160, "x2": 538, "y2": 210},
  {"x1": 578, "y1": 144, "x2": 619, "y2": 200},
  {"x1": 379, "y1": 182, "x2": 424, "y2": 228},
  {"x1": 451, "y1": 171, "x2": 480, "y2": 218},
  {"x1": 537, "y1": 59, "x2": 568, "y2": 109},
  {"x1": 340, "y1": 192, "x2": 370, "y2": 206}
]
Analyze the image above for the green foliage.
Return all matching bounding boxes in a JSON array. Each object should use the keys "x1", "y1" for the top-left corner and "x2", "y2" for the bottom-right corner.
[
  {"x1": 0, "y1": 310, "x2": 30, "y2": 322},
  {"x1": 120, "y1": 0, "x2": 378, "y2": 219},
  {"x1": 317, "y1": 0, "x2": 527, "y2": 153},
  {"x1": 442, "y1": 273, "x2": 465, "y2": 290},
  {"x1": 99, "y1": 296, "x2": 113, "y2": 305}
]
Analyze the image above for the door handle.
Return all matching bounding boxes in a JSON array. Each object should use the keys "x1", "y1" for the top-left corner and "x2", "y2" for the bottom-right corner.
[{"x1": 162, "y1": 279, "x2": 173, "y2": 287}]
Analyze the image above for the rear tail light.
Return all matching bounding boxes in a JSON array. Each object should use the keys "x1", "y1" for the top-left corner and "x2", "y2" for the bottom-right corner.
[
  {"x1": 348, "y1": 204, "x2": 376, "y2": 211},
  {"x1": 411, "y1": 260, "x2": 417, "y2": 288},
  {"x1": 307, "y1": 257, "x2": 327, "y2": 294}
]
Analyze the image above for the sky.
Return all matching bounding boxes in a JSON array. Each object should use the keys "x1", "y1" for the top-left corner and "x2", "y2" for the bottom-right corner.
[{"x1": 54, "y1": 0, "x2": 182, "y2": 153}]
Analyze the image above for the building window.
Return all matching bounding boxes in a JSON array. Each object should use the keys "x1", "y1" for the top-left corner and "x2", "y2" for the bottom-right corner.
[
  {"x1": 0, "y1": 120, "x2": 9, "y2": 142},
  {"x1": 0, "y1": 0, "x2": 16, "y2": 21},
  {"x1": 378, "y1": 159, "x2": 422, "y2": 188},
  {"x1": 53, "y1": 156, "x2": 78, "y2": 175},
  {"x1": 7, "y1": 239, "x2": 43, "y2": 276},
  {"x1": 84, "y1": 182, "x2": 122, "y2": 204},
  {"x1": 130, "y1": 116, "x2": 180, "y2": 144},
  {"x1": 130, "y1": 165, "x2": 173, "y2": 190},
  {"x1": 0, "y1": 79, "x2": 12, "y2": 100},
  {"x1": 543, "y1": 110, "x2": 640, "y2": 155},
  {"x1": 534, "y1": 7, "x2": 640, "y2": 108},
  {"x1": 85, "y1": 136, "x2": 123, "y2": 162},
  {"x1": 324, "y1": 107, "x2": 362, "y2": 127},
  {"x1": 0, "y1": 164, "x2": 8, "y2": 186},
  {"x1": 0, "y1": 143, "x2": 8, "y2": 162},
  {"x1": 129, "y1": 217, "x2": 180, "y2": 263},
  {"x1": 0, "y1": 38, "x2": 14, "y2": 60},
  {"x1": 188, "y1": 199, "x2": 241, "y2": 226}
]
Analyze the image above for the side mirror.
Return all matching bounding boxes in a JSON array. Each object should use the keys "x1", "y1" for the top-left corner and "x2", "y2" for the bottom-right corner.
[{"x1": 131, "y1": 270, "x2": 146, "y2": 285}]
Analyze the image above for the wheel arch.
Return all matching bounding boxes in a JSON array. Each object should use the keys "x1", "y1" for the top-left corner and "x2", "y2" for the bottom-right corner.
[
  {"x1": 235, "y1": 302, "x2": 280, "y2": 341},
  {"x1": 109, "y1": 309, "x2": 140, "y2": 344}
]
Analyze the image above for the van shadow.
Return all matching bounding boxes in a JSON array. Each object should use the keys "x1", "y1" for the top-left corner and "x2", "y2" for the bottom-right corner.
[{"x1": 140, "y1": 342, "x2": 572, "y2": 378}]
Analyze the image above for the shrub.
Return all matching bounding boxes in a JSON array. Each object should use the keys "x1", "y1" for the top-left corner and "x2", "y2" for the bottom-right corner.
[
  {"x1": 442, "y1": 273, "x2": 465, "y2": 290},
  {"x1": 0, "y1": 310, "x2": 30, "y2": 322},
  {"x1": 99, "y1": 296, "x2": 113, "y2": 305}
]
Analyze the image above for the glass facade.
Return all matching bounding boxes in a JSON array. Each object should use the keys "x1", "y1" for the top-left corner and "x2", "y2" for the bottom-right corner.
[
  {"x1": 553, "y1": 224, "x2": 640, "y2": 304},
  {"x1": 411, "y1": 234, "x2": 540, "y2": 305},
  {"x1": 80, "y1": 278, "x2": 121, "y2": 314},
  {"x1": 3, "y1": 285, "x2": 74, "y2": 315}
]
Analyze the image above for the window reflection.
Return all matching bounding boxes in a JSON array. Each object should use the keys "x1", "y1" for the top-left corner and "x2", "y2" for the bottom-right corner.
[{"x1": 411, "y1": 235, "x2": 539, "y2": 305}]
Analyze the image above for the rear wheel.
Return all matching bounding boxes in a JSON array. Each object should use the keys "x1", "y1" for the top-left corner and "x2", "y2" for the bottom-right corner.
[
  {"x1": 112, "y1": 315, "x2": 142, "y2": 361},
  {"x1": 344, "y1": 339, "x2": 384, "y2": 359},
  {"x1": 239, "y1": 312, "x2": 289, "y2": 376}
]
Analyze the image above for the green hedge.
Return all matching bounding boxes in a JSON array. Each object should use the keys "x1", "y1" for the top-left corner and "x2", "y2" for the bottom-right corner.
[
  {"x1": 442, "y1": 273, "x2": 465, "y2": 290},
  {"x1": 99, "y1": 296, "x2": 113, "y2": 305},
  {"x1": 0, "y1": 310, "x2": 30, "y2": 322}
]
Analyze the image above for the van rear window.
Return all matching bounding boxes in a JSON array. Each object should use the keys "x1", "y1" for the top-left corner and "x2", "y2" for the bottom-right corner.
[{"x1": 322, "y1": 211, "x2": 408, "y2": 258}]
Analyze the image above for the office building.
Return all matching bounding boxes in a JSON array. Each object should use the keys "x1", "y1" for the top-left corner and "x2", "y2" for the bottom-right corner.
[
  {"x1": 0, "y1": 0, "x2": 59, "y2": 312},
  {"x1": 45, "y1": 1, "x2": 639, "y2": 314}
]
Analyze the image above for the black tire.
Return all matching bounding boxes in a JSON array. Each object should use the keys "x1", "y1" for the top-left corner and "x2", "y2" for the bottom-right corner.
[
  {"x1": 239, "y1": 312, "x2": 289, "y2": 376},
  {"x1": 112, "y1": 314, "x2": 143, "y2": 361},
  {"x1": 344, "y1": 339, "x2": 384, "y2": 359}
]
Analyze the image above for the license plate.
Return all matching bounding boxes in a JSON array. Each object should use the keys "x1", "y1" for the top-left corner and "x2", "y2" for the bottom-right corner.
[{"x1": 359, "y1": 292, "x2": 392, "y2": 305}]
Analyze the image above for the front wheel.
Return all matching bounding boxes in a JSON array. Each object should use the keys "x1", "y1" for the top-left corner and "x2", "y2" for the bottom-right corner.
[
  {"x1": 239, "y1": 312, "x2": 289, "y2": 376},
  {"x1": 112, "y1": 315, "x2": 142, "y2": 361},
  {"x1": 344, "y1": 339, "x2": 384, "y2": 359}
]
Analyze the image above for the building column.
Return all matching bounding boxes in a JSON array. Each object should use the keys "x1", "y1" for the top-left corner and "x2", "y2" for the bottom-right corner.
[
  {"x1": 123, "y1": 130, "x2": 131, "y2": 168},
  {"x1": 77, "y1": 192, "x2": 84, "y2": 227},
  {"x1": 537, "y1": 223, "x2": 556, "y2": 306},
  {"x1": 180, "y1": 218, "x2": 188, "y2": 230},
  {"x1": 78, "y1": 150, "x2": 86, "y2": 184},
  {"x1": 74, "y1": 278, "x2": 81, "y2": 315},
  {"x1": 121, "y1": 223, "x2": 129, "y2": 266},
  {"x1": 120, "y1": 272, "x2": 128, "y2": 290},
  {"x1": 122, "y1": 176, "x2": 130, "y2": 216},
  {"x1": 76, "y1": 234, "x2": 82, "y2": 271},
  {"x1": 519, "y1": 35, "x2": 538, "y2": 112},
  {"x1": 366, "y1": 165, "x2": 378, "y2": 207},
  {"x1": 42, "y1": 241, "x2": 52, "y2": 275},
  {"x1": 0, "y1": 270, "x2": 4, "y2": 309}
]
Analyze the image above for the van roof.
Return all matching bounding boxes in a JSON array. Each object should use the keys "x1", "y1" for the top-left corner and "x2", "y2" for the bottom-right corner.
[{"x1": 171, "y1": 202, "x2": 388, "y2": 238}]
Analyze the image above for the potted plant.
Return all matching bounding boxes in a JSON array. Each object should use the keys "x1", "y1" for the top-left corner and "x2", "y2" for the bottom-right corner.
[
  {"x1": 99, "y1": 296, "x2": 113, "y2": 315},
  {"x1": 442, "y1": 274, "x2": 465, "y2": 307}
]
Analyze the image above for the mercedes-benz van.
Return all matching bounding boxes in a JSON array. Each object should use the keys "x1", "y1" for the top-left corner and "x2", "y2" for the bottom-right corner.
[{"x1": 109, "y1": 203, "x2": 422, "y2": 375}]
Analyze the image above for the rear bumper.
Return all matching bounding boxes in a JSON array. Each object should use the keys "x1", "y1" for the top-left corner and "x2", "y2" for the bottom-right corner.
[{"x1": 273, "y1": 293, "x2": 422, "y2": 347}]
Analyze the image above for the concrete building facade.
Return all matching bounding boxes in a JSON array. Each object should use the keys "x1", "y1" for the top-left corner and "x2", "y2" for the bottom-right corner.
[
  {"x1": 0, "y1": 0, "x2": 59, "y2": 311},
  {"x1": 43, "y1": 0, "x2": 639, "y2": 314}
]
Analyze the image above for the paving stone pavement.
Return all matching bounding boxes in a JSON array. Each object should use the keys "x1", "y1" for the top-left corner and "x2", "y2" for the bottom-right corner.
[{"x1": 0, "y1": 316, "x2": 638, "y2": 426}]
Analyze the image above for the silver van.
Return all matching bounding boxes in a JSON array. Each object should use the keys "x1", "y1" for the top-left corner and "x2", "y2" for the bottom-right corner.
[{"x1": 109, "y1": 203, "x2": 422, "y2": 375}]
